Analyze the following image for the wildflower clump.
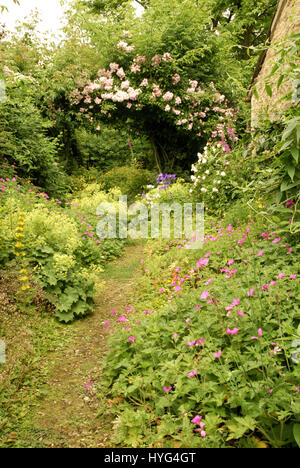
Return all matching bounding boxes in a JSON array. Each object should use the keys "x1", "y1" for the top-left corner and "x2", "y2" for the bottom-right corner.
[{"x1": 14, "y1": 212, "x2": 32, "y2": 312}]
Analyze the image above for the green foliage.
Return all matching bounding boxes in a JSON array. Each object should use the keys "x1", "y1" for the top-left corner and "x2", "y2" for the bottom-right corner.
[
  {"x1": 100, "y1": 166, "x2": 156, "y2": 201},
  {"x1": 277, "y1": 113, "x2": 300, "y2": 194},
  {"x1": 74, "y1": 126, "x2": 153, "y2": 171},
  {"x1": 0, "y1": 168, "x2": 126, "y2": 322},
  {"x1": 35, "y1": 250, "x2": 96, "y2": 323},
  {"x1": 0, "y1": 74, "x2": 69, "y2": 197},
  {"x1": 190, "y1": 140, "x2": 256, "y2": 216},
  {"x1": 141, "y1": 179, "x2": 192, "y2": 207},
  {"x1": 99, "y1": 216, "x2": 300, "y2": 448},
  {"x1": 264, "y1": 33, "x2": 300, "y2": 106}
]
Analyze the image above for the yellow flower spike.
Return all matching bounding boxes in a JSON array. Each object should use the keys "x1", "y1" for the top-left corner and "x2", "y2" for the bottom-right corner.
[
  {"x1": 20, "y1": 276, "x2": 29, "y2": 282},
  {"x1": 15, "y1": 242, "x2": 24, "y2": 249}
]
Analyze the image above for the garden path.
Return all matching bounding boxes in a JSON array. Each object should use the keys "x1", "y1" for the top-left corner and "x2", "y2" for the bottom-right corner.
[{"x1": 33, "y1": 242, "x2": 144, "y2": 448}]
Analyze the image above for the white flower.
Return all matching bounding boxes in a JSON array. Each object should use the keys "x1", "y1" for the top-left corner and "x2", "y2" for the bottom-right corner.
[
  {"x1": 205, "y1": 170, "x2": 210, "y2": 175},
  {"x1": 202, "y1": 176, "x2": 206, "y2": 180},
  {"x1": 201, "y1": 187, "x2": 207, "y2": 192},
  {"x1": 220, "y1": 171, "x2": 226, "y2": 176},
  {"x1": 202, "y1": 158, "x2": 207, "y2": 164},
  {"x1": 217, "y1": 180, "x2": 221, "y2": 184},
  {"x1": 212, "y1": 187, "x2": 218, "y2": 192}
]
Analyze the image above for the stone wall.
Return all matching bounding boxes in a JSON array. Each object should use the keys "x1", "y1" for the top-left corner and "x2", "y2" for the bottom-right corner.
[{"x1": 251, "y1": 0, "x2": 300, "y2": 128}]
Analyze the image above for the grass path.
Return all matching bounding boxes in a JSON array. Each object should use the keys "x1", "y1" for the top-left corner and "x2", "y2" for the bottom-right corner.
[{"x1": 32, "y1": 242, "x2": 145, "y2": 448}]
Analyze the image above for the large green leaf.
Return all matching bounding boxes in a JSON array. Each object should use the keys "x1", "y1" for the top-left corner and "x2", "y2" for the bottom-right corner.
[{"x1": 293, "y1": 424, "x2": 300, "y2": 447}]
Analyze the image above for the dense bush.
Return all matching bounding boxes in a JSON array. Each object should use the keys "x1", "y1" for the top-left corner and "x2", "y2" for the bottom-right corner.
[
  {"x1": 99, "y1": 166, "x2": 156, "y2": 201},
  {"x1": 74, "y1": 126, "x2": 153, "y2": 171},
  {"x1": 0, "y1": 162, "x2": 126, "y2": 322},
  {"x1": 99, "y1": 212, "x2": 300, "y2": 448},
  {"x1": 0, "y1": 74, "x2": 69, "y2": 197}
]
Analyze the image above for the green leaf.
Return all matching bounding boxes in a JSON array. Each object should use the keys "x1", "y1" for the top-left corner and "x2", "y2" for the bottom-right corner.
[
  {"x1": 293, "y1": 424, "x2": 300, "y2": 448},
  {"x1": 287, "y1": 165, "x2": 295, "y2": 181},
  {"x1": 280, "y1": 139, "x2": 292, "y2": 151},
  {"x1": 253, "y1": 86, "x2": 259, "y2": 100},
  {"x1": 265, "y1": 84, "x2": 272, "y2": 97},
  {"x1": 277, "y1": 74, "x2": 284, "y2": 89},
  {"x1": 291, "y1": 147, "x2": 299, "y2": 163},
  {"x1": 227, "y1": 416, "x2": 257, "y2": 440},
  {"x1": 280, "y1": 178, "x2": 299, "y2": 192},
  {"x1": 297, "y1": 126, "x2": 300, "y2": 145}
]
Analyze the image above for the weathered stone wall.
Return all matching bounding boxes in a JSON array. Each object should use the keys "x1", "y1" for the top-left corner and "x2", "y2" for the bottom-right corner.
[{"x1": 251, "y1": 0, "x2": 300, "y2": 128}]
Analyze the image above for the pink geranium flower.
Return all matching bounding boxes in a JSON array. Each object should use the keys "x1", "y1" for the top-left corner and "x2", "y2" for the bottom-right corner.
[
  {"x1": 204, "y1": 278, "x2": 212, "y2": 285},
  {"x1": 213, "y1": 350, "x2": 222, "y2": 358},
  {"x1": 201, "y1": 290, "x2": 210, "y2": 300},
  {"x1": 251, "y1": 328, "x2": 262, "y2": 340},
  {"x1": 197, "y1": 338, "x2": 206, "y2": 345},
  {"x1": 118, "y1": 316, "x2": 128, "y2": 322},
  {"x1": 163, "y1": 386, "x2": 172, "y2": 393},
  {"x1": 226, "y1": 328, "x2": 239, "y2": 335},
  {"x1": 187, "y1": 369, "x2": 197, "y2": 378},
  {"x1": 187, "y1": 340, "x2": 196, "y2": 347},
  {"x1": 191, "y1": 415, "x2": 202, "y2": 424}
]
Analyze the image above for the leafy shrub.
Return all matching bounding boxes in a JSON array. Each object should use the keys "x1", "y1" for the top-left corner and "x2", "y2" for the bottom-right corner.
[
  {"x1": 141, "y1": 178, "x2": 192, "y2": 206},
  {"x1": 0, "y1": 76, "x2": 69, "y2": 197},
  {"x1": 190, "y1": 141, "x2": 255, "y2": 216},
  {"x1": 100, "y1": 166, "x2": 156, "y2": 202},
  {"x1": 99, "y1": 216, "x2": 300, "y2": 448},
  {"x1": 34, "y1": 248, "x2": 95, "y2": 323},
  {"x1": 74, "y1": 126, "x2": 152, "y2": 172},
  {"x1": 24, "y1": 207, "x2": 81, "y2": 256},
  {"x1": 0, "y1": 170, "x2": 126, "y2": 322}
]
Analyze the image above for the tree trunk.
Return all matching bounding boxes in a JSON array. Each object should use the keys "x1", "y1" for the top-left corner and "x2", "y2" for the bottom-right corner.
[{"x1": 150, "y1": 138, "x2": 162, "y2": 173}]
